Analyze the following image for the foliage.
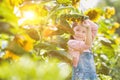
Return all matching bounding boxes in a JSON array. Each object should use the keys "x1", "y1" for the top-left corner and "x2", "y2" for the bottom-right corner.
[
  {"x1": 0, "y1": 0, "x2": 120, "y2": 80},
  {"x1": 95, "y1": 1, "x2": 120, "y2": 80},
  {"x1": 0, "y1": 56, "x2": 71, "y2": 80}
]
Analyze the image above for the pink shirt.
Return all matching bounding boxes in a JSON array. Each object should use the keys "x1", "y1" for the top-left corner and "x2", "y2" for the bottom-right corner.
[{"x1": 67, "y1": 23, "x2": 98, "y2": 67}]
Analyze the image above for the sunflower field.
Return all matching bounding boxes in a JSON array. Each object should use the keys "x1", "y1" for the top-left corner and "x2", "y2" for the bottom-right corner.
[{"x1": 0, "y1": 0, "x2": 120, "y2": 80}]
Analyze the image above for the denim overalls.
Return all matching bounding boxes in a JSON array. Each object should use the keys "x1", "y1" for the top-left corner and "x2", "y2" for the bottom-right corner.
[{"x1": 72, "y1": 52, "x2": 98, "y2": 80}]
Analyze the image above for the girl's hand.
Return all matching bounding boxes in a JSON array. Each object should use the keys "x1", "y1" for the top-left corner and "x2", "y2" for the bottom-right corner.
[
  {"x1": 83, "y1": 19, "x2": 98, "y2": 31},
  {"x1": 83, "y1": 19, "x2": 98, "y2": 40},
  {"x1": 82, "y1": 19, "x2": 91, "y2": 30}
]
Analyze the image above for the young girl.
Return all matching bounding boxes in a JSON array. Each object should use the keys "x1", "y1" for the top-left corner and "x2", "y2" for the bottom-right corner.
[{"x1": 67, "y1": 19, "x2": 98, "y2": 80}]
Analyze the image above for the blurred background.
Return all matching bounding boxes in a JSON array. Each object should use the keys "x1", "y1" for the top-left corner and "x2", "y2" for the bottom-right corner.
[{"x1": 0, "y1": 0, "x2": 120, "y2": 80}]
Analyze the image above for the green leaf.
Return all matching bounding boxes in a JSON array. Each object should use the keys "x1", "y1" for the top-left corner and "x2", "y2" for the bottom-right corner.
[{"x1": 0, "y1": 1, "x2": 18, "y2": 28}]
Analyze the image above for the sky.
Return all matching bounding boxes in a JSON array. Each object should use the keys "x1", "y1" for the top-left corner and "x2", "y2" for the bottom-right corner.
[{"x1": 80, "y1": 0, "x2": 100, "y2": 11}]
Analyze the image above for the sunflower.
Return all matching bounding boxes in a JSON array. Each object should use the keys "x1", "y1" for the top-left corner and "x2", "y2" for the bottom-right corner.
[
  {"x1": 14, "y1": 34, "x2": 35, "y2": 51},
  {"x1": 84, "y1": 8, "x2": 101, "y2": 22},
  {"x1": 3, "y1": 34, "x2": 34, "y2": 60},
  {"x1": 3, "y1": 50, "x2": 20, "y2": 60},
  {"x1": 72, "y1": 0, "x2": 81, "y2": 8},
  {"x1": 107, "y1": 27, "x2": 116, "y2": 34},
  {"x1": 112, "y1": 22, "x2": 119, "y2": 28},
  {"x1": 115, "y1": 37, "x2": 120, "y2": 45},
  {"x1": 104, "y1": 7, "x2": 115, "y2": 19}
]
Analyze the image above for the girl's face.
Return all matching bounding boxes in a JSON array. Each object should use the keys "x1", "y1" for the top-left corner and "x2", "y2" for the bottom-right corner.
[{"x1": 73, "y1": 24, "x2": 87, "y2": 41}]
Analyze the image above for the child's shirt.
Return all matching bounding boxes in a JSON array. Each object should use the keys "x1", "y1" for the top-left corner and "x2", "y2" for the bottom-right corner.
[{"x1": 68, "y1": 40, "x2": 89, "y2": 67}]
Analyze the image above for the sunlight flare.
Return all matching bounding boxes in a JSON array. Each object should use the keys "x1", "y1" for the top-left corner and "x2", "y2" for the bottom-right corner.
[{"x1": 23, "y1": 11, "x2": 36, "y2": 20}]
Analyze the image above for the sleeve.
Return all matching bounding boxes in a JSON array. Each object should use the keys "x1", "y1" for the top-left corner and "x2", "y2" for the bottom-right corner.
[
  {"x1": 67, "y1": 40, "x2": 90, "y2": 51},
  {"x1": 83, "y1": 19, "x2": 98, "y2": 40},
  {"x1": 88, "y1": 20, "x2": 98, "y2": 40},
  {"x1": 91, "y1": 24, "x2": 98, "y2": 40}
]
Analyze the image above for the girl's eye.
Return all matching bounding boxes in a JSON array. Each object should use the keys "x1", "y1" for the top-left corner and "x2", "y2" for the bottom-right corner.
[{"x1": 76, "y1": 29, "x2": 80, "y2": 31}]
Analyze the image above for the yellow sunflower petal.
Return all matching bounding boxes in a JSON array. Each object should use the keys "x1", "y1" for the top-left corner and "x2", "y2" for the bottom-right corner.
[
  {"x1": 113, "y1": 22, "x2": 120, "y2": 28},
  {"x1": 115, "y1": 37, "x2": 120, "y2": 45},
  {"x1": 14, "y1": 34, "x2": 35, "y2": 51},
  {"x1": 4, "y1": 50, "x2": 20, "y2": 60},
  {"x1": 107, "y1": 27, "x2": 116, "y2": 34}
]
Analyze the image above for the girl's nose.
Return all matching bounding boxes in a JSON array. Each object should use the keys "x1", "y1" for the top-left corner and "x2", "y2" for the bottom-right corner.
[{"x1": 78, "y1": 32, "x2": 82, "y2": 35}]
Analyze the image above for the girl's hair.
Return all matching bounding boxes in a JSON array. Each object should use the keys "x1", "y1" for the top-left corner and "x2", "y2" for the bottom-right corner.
[
  {"x1": 72, "y1": 22, "x2": 78, "y2": 28},
  {"x1": 70, "y1": 22, "x2": 80, "y2": 39},
  {"x1": 70, "y1": 35, "x2": 74, "y2": 39}
]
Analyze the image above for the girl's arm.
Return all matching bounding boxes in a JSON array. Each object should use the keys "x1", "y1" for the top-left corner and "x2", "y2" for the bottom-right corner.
[
  {"x1": 67, "y1": 40, "x2": 89, "y2": 52},
  {"x1": 82, "y1": 20, "x2": 92, "y2": 48},
  {"x1": 82, "y1": 20, "x2": 98, "y2": 47}
]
